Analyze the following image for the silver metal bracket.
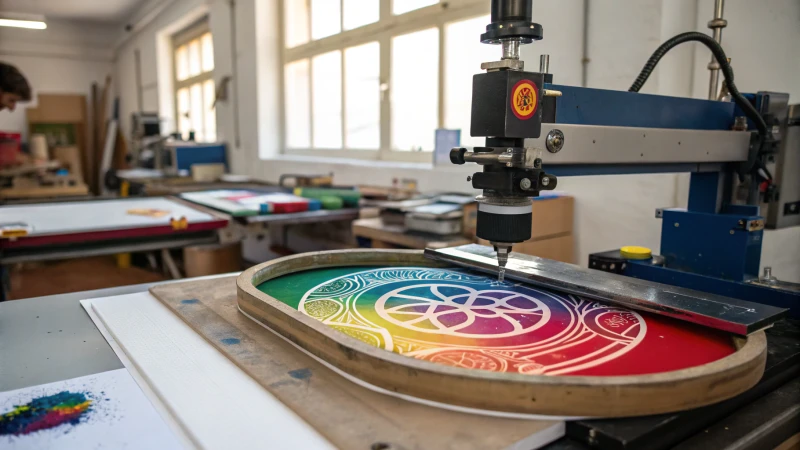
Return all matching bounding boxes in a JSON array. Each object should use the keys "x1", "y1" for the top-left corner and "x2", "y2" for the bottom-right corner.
[
  {"x1": 480, "y1": 59, "x2": 524, "y2": 72},
  {"x1": 424, "y1": 244, "x2": 788, "y2": 335}
]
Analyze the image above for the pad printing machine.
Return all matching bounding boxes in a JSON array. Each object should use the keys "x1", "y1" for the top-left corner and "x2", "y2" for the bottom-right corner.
[{"x1": 433, "y1": 0, "x2": 800, "y2": 447}]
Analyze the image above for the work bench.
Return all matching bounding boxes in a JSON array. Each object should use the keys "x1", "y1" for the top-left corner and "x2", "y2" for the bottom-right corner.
[
  {"x1": 0, "y1": 196, "x2": 232, "y2": 301},
  {"x1": 2, "y1": 279, "x2": 796, "y2": 450}
]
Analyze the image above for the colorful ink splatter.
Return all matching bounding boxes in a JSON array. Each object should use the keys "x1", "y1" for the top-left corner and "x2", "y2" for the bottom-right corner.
[{"x1": 0, "y1": 392, "x2": 92, "y2": 436}]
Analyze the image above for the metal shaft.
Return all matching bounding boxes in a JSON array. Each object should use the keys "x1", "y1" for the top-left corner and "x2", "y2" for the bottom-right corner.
[
  {"x1": 492, "y1": 243, "x2": 511, "y2": 282},
  {"x1": 539, "y1": 54, "x2": 550, "y2": 73},
  {"x1": 707, "y1": 0, "x2": 726, "y2": 100},
  {"x1": 501, "y1": 39, "x2": 521, "y2": 60}
]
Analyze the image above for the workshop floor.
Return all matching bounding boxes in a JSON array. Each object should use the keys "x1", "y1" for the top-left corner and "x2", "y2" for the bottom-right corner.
[{"x1": 8, "y1": 256, "x2": 168, "y2": 300}]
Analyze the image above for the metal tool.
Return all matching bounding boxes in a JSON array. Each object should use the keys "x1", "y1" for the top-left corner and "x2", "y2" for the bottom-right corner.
[
  {"x1": 425, "y1": 244, "x2": 788, "y2": 335},
  {"x1": 449, "y1": 0, "x2": 558, "y2": 280}
]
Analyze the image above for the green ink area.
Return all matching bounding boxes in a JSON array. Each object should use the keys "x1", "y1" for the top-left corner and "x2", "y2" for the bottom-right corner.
[{"x1": 256, "y1": 266, "x2": 383, "y2": 309}]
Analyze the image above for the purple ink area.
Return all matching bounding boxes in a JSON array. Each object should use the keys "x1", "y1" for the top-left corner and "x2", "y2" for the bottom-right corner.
[
  {"x1": 507, "y1": 296, "x2": 537, "y2": 309},
  {"x1": 472, "y1": 297, "x2": 494, "y2": 306},
  {"x1": 437, "y1": 311, "x2": 468, "y2": 328}
]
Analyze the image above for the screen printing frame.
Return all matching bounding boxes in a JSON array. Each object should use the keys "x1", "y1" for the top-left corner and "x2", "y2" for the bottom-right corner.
[
  {"x1": 237, "y1": 249, "x2": 766, "y2": 418},
  {"x1": 0, "y1": 196, "x2": 229, "y2": 250}
]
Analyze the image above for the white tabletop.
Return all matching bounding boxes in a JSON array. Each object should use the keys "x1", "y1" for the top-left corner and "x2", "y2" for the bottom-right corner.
[{"x1": 0, "y1": 197, "x2": 220, "y2": 236}]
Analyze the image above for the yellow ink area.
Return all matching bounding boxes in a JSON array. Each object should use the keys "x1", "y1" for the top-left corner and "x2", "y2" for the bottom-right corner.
[
  {"x1": 127, "y1": 208, "x2": 171, "y2": 218},
  {"x1": 512, "y1": 81, "x2": 537, "y2": 119},
  {"x1": 170, "y1": 216, "x2": 189, "y2": 230}
]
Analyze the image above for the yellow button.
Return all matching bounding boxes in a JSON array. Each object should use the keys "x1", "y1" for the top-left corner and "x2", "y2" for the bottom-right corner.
[{"x1": 620, "y1": 246, "x2": 652, "y2": 260}]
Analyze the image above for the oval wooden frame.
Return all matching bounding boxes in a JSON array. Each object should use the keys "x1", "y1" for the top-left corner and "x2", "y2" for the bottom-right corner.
[{"x1": 237, "y1": 249, "x2": 767, "y2": 417}]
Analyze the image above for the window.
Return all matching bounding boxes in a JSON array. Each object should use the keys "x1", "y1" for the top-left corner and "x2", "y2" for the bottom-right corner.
[
  {"x1": 173, "y1": 20, "x2": 216, "y2": 142},
  {"x1": 444, "y1": 15, "x2": 495, "y2": 148},
  {"x1": 281, "y1": 0, "x2": 490, "y2": 162}
]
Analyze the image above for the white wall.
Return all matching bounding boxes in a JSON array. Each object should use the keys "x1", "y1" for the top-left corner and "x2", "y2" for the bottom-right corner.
[
  {"x1": 114, "y1": 0, "x2": 799, "y2": 278},
  {"x1": 687, "y1": 0, "x2": 800, "y2": 281},
  {"x1": 691, "y1": 0, "x2": 800, "y2": 101},
  {"x1": 0, "y1": 20, "x2": 116, "y2": 141}
]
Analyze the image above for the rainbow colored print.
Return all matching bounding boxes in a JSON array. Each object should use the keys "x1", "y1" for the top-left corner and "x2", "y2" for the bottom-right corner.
[
  {"x1": 258, "y1": 266, "x2": 736, "y2": 376},
  {"x1": 0, "y1": 391, "x2": 92, "y2": 436}
]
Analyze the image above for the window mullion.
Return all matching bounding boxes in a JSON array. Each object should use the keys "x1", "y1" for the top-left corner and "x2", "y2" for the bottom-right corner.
[
  {"x1": 340, "y1": 0, "x2": 346, "y2": 149},
  {"x1": 341, "y1": 50, "x2": 347, "y2": 149},
  {"x1": 309, "y1": 56, "x2": 315, "y2": 149},
  {"x1": 379, "y1": 34, "x2": 391, "y2": 160},
  {"x1": 306, "y1": 0, "x2": 312, "y2": 44},
  {"x1": 199, "y1": 81, "x2": 206, "y2": 142},
  {"x1": 379, "y1": 0, "x2": 391, "y2": 160},
  {"x1": 437, "y1": 23, "x2": 445, "y2": 129},
  {"x1": 176, "y1": 72, "x2": 211, "y2": 90},
  {"x1": 340, "y1": 0, "x2": 345, "y2": 32}
]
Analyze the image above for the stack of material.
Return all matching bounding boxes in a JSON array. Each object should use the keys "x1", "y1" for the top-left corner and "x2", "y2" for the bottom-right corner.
[
  {"x1": 180, "y1": 189, "x2": 317, "y2": 216},
  {"x1": 405, "y1": 203, "x2": 464, "y2": 235},
  {"x1": 293, "y1": 187, "x2": 361, "y2": 210}
]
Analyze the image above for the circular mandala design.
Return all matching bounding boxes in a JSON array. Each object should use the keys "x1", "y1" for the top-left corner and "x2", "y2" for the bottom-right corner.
[
  {"x1": 298, "y1": 267, "x2": 648, "y2": 375},
  {"x1": 375, "y1": 284, "x2": 550, "y2": 338}
]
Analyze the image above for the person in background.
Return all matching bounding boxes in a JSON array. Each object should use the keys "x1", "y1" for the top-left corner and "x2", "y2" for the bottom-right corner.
[{"x1": 0, "y1": 62, "x2": 32, "y2": 112}]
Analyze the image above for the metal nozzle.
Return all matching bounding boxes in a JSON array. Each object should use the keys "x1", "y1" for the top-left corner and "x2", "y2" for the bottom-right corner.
[{"x1": 492, "y1": 243, "x2": 512, "y2": 282}]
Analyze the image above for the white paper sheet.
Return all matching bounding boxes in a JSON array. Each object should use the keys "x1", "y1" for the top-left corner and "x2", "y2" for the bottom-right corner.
[
  {"x1": 81, "y1": 293, "x2": 333, "y2": 450},
  {"x1": 0, "y1": 368, "x2": 183, "y2": 450}
]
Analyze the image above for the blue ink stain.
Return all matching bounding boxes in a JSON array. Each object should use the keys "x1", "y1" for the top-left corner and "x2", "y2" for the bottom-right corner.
[
  {"x1": 288, "y1": 368, "x2": 312, "y2": 380},
  {"x1": 220, "y1": 338, "x2": 240, "y2": 345},
  {"x1": 269, "y1": 380, "x2": 294, "y2": 388},
  {"x1": 181, "y1": 299, "x2": 199, "y2": 304}
]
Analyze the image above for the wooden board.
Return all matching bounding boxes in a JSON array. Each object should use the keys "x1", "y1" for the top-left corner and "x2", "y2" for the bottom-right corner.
[
  {"x1": 0, "y1": 183, "x2": 89, "y2": 199},
  {"x1": 236, "y1": 250, "x2": 767, "y2": 417},
  {"x1": 353, "y1": 217, "x2": 473, "y2": 249},
  {"x1": 150, "y1": 276, "x2": 564, "y2": 450}
]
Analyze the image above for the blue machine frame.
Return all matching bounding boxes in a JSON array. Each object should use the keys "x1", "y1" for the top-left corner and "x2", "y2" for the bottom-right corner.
[{"x1": 544, "y1": 84, "x2": 799, "y2": 317}]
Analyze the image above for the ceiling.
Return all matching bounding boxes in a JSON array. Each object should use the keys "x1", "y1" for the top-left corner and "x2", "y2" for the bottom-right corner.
[{"x1": 0, "y1": 0, "x2": 142, "y2": 23}]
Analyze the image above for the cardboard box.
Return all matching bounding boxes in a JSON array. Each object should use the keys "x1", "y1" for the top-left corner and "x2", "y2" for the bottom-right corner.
[
  {"x1": 183, "y1": 242, "x2": 242, "y2": 277},
  {"x1": 474, "y1": 194, "x2": 575, "y2": 263},
  {"x1": 464, "y1": 194, "x2": 574, "y2": 240},
  {"x1": 479, "y1": 233, "x2": 574, "y2": 263},
  {"x1": 26, "y1": 94, "x2": 87, "y2": 123},
  {"x1": 462, "y1": 202, "x2": 478, "y2": 238},
  {"x1": 513, "y1": 233, "x2": 574, "y2": 263},
  {"x1": 530, "y1": 195, "x2": 573, "y2": 239}
]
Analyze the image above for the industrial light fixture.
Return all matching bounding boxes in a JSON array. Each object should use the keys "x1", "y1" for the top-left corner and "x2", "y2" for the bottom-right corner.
[{"x1": 0, "y1": 13, "x2": 47, "y2": 30}]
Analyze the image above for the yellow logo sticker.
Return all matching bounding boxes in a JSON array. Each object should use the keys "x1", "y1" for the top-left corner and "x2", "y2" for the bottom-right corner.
[{"x1": 511, "y1": 80, "x2": 538, "y2": 120}]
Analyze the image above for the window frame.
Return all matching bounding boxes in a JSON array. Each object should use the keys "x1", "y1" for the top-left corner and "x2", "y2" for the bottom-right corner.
[
  {"x1": 280, "y1": 0, "x2": 488, "y2": 163},
  {"x1": 172, "y1": 18, "x2": 216, "y2": 142}
]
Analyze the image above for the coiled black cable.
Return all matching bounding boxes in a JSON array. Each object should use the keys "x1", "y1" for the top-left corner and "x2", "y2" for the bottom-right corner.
[{"x1": 629, "y1": 32, "x2": 770, "y2": 179}]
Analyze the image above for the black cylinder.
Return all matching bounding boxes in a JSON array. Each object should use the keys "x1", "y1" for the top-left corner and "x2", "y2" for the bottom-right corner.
[
  {"x1": 481, "y1": 0, "x2": 542, "y2": 44},
  {"x1": 491, "y1": 0, "x2": 533, "y2": 23},
  {"x1": 476, "y1": 210, "x2": 532, "y2": 243}
]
